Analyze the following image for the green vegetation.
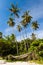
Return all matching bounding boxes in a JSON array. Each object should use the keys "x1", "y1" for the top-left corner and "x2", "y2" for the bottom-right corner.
[
  {"x1": 0, "y1": 36, "x2": 43, "y2": 61},
  {"x1": 0, "y1": 3, "x2": 43, "y2": 63}
]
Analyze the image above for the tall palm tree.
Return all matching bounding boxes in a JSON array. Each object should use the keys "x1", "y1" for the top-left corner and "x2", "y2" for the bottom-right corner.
[
  {"x1": 22, "y1": 11, "x2": 32, "y2": 24},
  {"x1": 17, "y1": 25, "x2": 22, "y2": 40},
  {"x1": 21, "y1": 11, "x2": 32, "y2": 51},
  {"x1": 7, "y1": 17, "x2": 15, "y2": 34},
  {"x1": 31, "y1": 21, "x2": 39, "y2": 40},
  {"x1": 7, "y1": 18, "x2": 15, "y2": 27},
  {"x1": 21, "y1": 11, "x2": 32, "y2": 38},
  {"x1": 9, "y1": 4, "x2": 20, "y2": 18},
  {"x1": 17, "y1": 25, "x2": 22, "y2": 52},
  {"x1": 21, "y1": 20, "x2": 29, "y2": 51},
  {"x1": 7, "y1": 18, "x2": 18, "y2": 55},
  {"x1": 32, "y1": 21, "x2": 39, "y2": 31},
  {"x1": 7, "y1": 18, "x2": 18, "y2": 54},
  {"x1": 8, "y1": 4, "x2": 20, "y2": 55}
]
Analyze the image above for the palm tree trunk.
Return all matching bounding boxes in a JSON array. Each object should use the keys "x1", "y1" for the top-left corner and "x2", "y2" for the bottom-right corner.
[
  {"x1": 13, "y1": 28, "x2": 18, "y2": 55},
  {"x1": 24, "y1": 28, "x2": 28, "y2": 51},
  {"x1": 20, "y1": 32, "x2": 22, "y2": 52},
  {"x1": 25, "y1": 28, "x2": 27, "y2": 38},
  {"x1": 16, "y1": 41, "x2": 18, "y2": 55},
  {"x1": 21, "y1": 30, "x2": 26, "y2": 52}
]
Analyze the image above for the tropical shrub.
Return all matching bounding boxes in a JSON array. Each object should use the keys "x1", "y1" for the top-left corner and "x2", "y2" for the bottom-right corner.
[
  {"x1": 38, "y1": 43, "x2": 43, "y2": 51},
  {"x1": 39, "y1": 51, "x2": 43, "y2": 57}
]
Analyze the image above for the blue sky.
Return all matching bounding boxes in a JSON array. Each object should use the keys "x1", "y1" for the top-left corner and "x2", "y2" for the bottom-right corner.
[{"x1": 0, "y1": 0, "x2": 43, "y2": 41}]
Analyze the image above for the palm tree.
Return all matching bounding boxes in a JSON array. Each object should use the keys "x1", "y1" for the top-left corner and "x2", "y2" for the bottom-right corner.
[
  {"x1": 9, "y1": 4, "x2": 20, "y2": 18},
  {"x1": 21, "y1": 11, "x2": 32, "y2": 38},
  {"x1": 10, "y1": 34, "x2": 16, "y2": 43},
  {"x1": 7, "y1": 18, "x2": 20, "y2": 55},
  {"x1": 0, "y1": 32, "x2": 2, "y2": 38},
  {"x1": 7, "y1": 17, "x2": 15, "y2": 34},
  {"x1": 17, "y1": 25, "x2": 22, "y2": 52},
  {"x1": 7, "y1": 18, "x2": 15, "y2": 27},
  {"x1": 32, "y1": 21, "x2": 39, "y2": 31},
  {"x1": 17, "y1": 25, "x2": 22, "y2": 40},
  {"x1": 31, "y1": 21, "x2": 39, "y2": 40},
  {"x1": 7, "y1": 18, "x2": 19, "y2": 55},
  {"x1": 22, "y1": 11, "x2": 32, "y2": 24},
  {"x1": 21, "y1": 11, "x2": 32, "y2": 51},
  {"x1": 4, "y1": 34, "x2": 16, "y2": 46}
]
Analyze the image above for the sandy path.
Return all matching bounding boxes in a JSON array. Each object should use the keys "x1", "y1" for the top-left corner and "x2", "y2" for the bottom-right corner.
[{"x1": 0, "y1": 60, "x2": 42, "y2": 65}]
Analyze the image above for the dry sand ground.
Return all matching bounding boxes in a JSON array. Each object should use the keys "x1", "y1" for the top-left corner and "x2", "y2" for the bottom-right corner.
[{"x1": 0, "y1": 60, "x2": 42, "y2": 65}]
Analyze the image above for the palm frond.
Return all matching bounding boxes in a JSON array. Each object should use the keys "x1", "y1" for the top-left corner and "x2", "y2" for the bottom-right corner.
[
  {"x1": 9, "y1": 9, "x2": 12, "y2": 11},
  {"x1": 15, "y1": 13, "x2": 19, "y2": 18},
  {"x1": 11, "y1": 4, "x2": 15, "y2": 8},
  {"x1": 32, "y1": 21, "x2": 39, "y2": 30}
]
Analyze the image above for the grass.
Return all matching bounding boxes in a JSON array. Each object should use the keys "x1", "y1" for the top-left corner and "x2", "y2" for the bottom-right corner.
[
  {"x1": 0, "y1": 57, "x2": 3, "y2": 60},
  {"x1": 29, "y1": 60, "x2": 43, "y2": 64}
]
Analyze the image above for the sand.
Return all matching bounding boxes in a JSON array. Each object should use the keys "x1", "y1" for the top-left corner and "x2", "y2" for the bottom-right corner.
[{"x1": 0, "y1": 60, "x2": 42, "y2": 65}]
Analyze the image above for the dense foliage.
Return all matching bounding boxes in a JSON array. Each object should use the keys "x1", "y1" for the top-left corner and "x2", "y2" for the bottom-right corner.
[{"x1": 0, "y1": 35, "x2": 43, "y2": 60}]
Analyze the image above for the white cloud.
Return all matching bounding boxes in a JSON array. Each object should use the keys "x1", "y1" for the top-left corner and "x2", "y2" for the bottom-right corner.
[
  {"x1": 28, "y1": 30, "x2": 43, "y2": 39},
  {"x1": 17, "y1": 30, "x2": 43, "y2": 41},
  {"x1": 3, "y1": 26, "x2": 17, "y2": 36},
  {"x1": 35, "y1": 30, "x2": 43, "y2": 39},
  {"x1": 4, "y1": 25, "x2": 43, "y2": 41}
]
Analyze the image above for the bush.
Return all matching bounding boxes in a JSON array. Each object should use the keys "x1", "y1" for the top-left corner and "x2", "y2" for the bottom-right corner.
[
  {"x1": 28, "y1": 46, "x2": 37, "y2": 53},
  {"x1": 38, "y1": 43, "x2": 43, "y2": 51},
  {"x1": 28, "y1": 51, "x2": 39, "y2": 60},
  {"x1": 31, "y1": 40, "x2": 40, "y2": 47},
  {"x1": 39, "y1": 51, "x2": 43, "y2": 57}
]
